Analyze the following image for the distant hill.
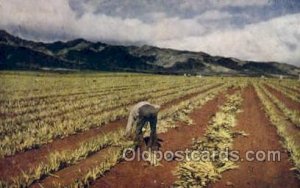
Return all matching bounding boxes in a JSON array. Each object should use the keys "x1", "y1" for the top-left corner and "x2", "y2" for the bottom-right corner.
[{"x1": 0, "y1": 30, "x2": 299, "y2": 76}]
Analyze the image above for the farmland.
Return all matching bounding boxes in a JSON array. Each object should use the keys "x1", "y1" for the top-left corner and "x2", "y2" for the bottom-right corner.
[{"x1": 0, "y1": 71, "x2": 299, "y2": 187}]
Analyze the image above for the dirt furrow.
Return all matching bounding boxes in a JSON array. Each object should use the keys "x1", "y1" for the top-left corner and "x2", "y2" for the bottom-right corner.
[
  {"x1": 281, "y1": 85, "x2": 300, "y2": 95},
  {"x1": 264, "y1": 84, "x2": 300, "y2": 111},
  {"x1": 0, "y1": 84, "x2": 222, "y2": 182},
  {"x1": 210, "y1": 86, "x2": 300, "y2": 188},
  {"x1": 87, "y1": 89, "x2": 235, "y2": 188}
]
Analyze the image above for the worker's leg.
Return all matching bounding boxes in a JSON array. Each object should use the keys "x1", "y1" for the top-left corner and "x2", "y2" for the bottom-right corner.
[
  {"x1": 148, "y1": 116, "x2": 158, "y2": 150},
  {"x1": 135, "y1": 118, "x2": 146, "y2": 147}
]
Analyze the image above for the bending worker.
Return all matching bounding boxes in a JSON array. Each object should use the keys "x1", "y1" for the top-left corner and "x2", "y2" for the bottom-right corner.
[{"x1": 125, "y1": 101, "x2": 160, "y2": 149}]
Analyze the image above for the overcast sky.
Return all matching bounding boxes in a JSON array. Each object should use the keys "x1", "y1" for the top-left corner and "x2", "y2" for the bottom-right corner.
[{"x1": 0, "y1": 0, "x2": 300, "y2": 66}]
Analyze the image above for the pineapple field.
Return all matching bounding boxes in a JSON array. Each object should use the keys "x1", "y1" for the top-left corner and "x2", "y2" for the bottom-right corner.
[{"x1": 0, "y1": 71, "x2": 299, "y2": 188}]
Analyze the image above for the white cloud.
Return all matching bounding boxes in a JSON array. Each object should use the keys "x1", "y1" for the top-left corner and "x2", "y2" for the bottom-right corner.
[
  {"x1": 0, "y1": 0, "x2": 299, "y2": 66},
  {"x1": 155, "y1": 14, "x2": 300, "y2": 66},
  {"x1": 0, "y1": 0, "x2": 77, "y2": 40}
]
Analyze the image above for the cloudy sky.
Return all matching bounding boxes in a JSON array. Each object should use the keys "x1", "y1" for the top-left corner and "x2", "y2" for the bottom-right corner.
[{"x1": 0, "y1": 0, "x2": 300, "y2": 66}]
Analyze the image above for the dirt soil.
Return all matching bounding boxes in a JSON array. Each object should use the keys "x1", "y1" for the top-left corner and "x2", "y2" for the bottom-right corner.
[
  {"x1": 90, "y1": 89, "x2": 235, "y2": 188},
  {"x1": 281, "y1": 85, "x2": 300, "y2": 94},
  {"x1": 210, "y1": 86, "x2": 300, "y2": 188},
  {"x1": 264, "y1": 84, "x2": 300, "y2": 111},
  {"x1": 0, "y1": 84, "x2": 221, "y2": 183}
]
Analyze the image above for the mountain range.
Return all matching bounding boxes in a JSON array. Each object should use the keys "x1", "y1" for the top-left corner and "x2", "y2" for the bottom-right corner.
[{"x1": 0, "y1": 30, "x2": 299, "y2": 77}]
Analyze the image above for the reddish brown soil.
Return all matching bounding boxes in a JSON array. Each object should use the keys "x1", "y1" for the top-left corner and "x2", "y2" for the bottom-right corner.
[
  {"x1": 282, "y1": 85, "x2": 300, "y2": 94},
  {"x1": 265, "y1": 84, "x2": 300, "y2": 111},
  {"x1": 210, "y1": 86, "x2": 300, "y2": 188},
  {"x1": 0, "y1": 118, "x2": 126, "y2": 180},
  {"x1": 162, "y1": 84, "x2": 222, "y2": 109},
  {"x1": 89, "y1": 90, "x2": 234, "y2": 188},
  {"x1": 0, "y1": 84, "x2": 221, "y2": 182},
  {"x1": 1, "y1": 84, "x2": 186, "y2": 121},
  {"x1": 31, "y1": 147, "x2": 118, "y2": 187}
]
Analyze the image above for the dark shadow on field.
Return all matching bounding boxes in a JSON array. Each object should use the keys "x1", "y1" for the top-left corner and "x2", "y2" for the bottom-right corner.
[{"x1": 143, "y1": 136, "x2": 163, "y2": 150}]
